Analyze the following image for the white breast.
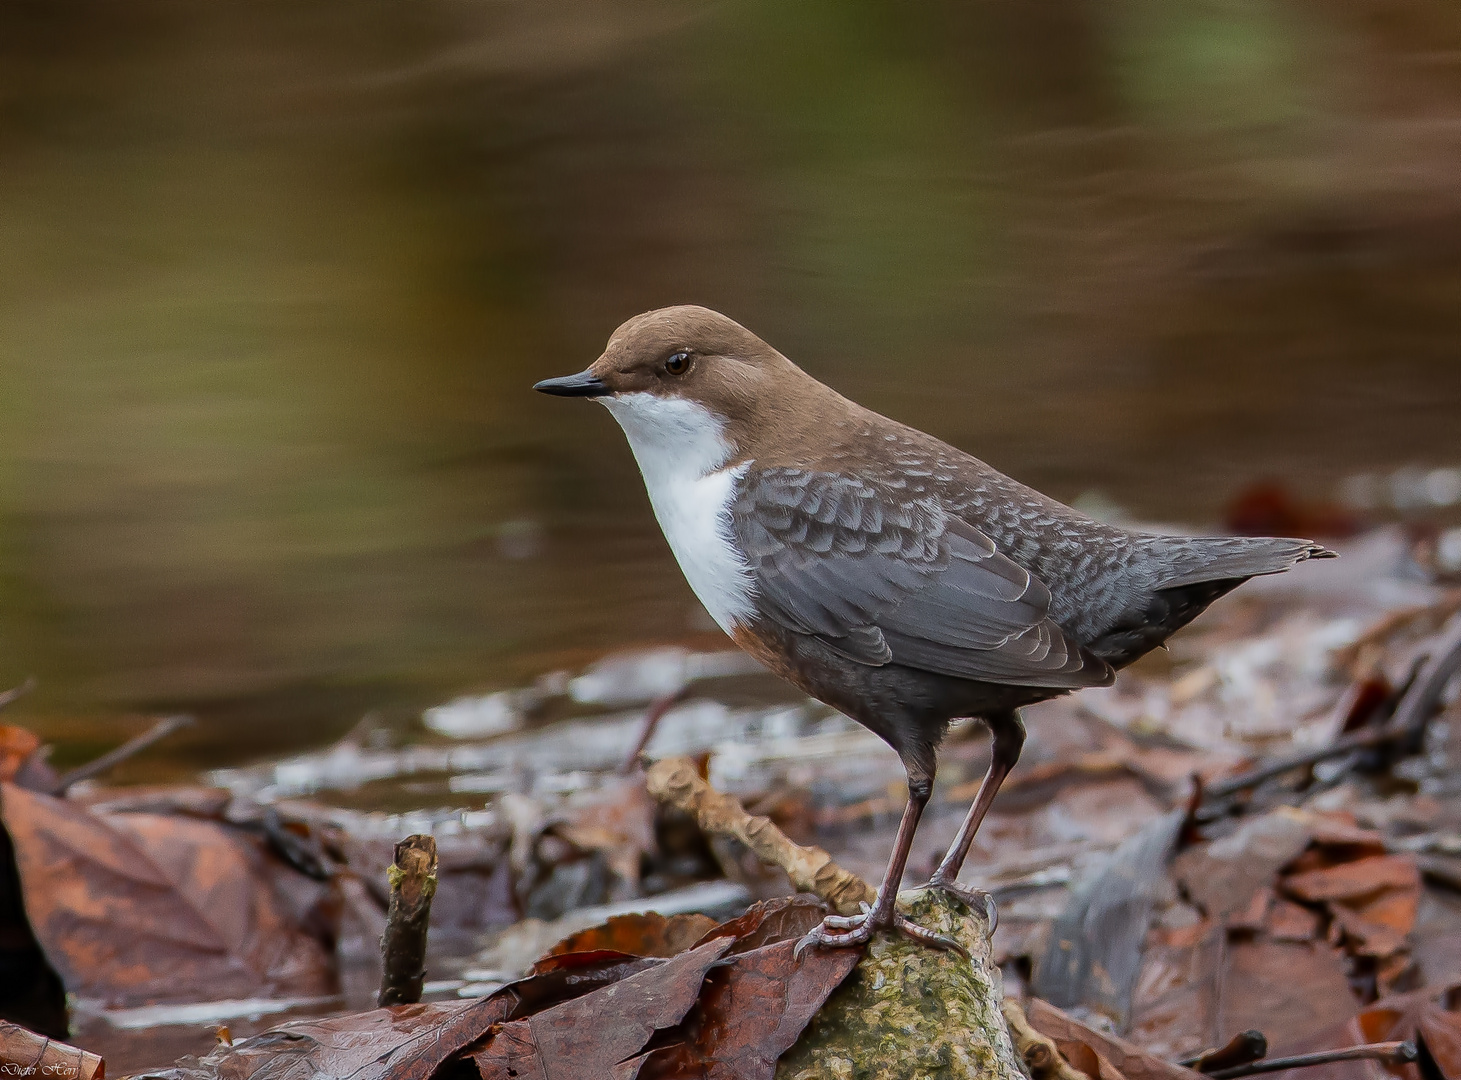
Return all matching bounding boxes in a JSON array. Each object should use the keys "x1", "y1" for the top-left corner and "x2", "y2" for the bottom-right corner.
[{"x1": 599, "y1": 393, "x2": 755, "y2": 634}]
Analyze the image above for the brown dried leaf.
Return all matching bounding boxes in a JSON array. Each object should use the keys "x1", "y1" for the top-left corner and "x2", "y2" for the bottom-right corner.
[
  {"x1": 0, "y1": 1020, "x2": 104, "y2": 1080},
  {"x1": 555, "y1": 777, "x2": 659, "y2": 891},
  {"x1": 634, "y1": 937, "x2": 861, "y2": 1080},
  {"x1": 1267, "y1": 898, "x2": 1321, "y2": 942},
  {"x1": 1329, "y1": 905, "x2": 1409, "y2": 959},
  {"x1": 1418, "y1": 1007, "x2": 1461, "y2": 1080},
  {"x1": 134, "y1": 998, "x2": 510, "y2": 1080},
  {"x1": 1024, "y1": 997, "x2": 1201, "y2": 1080},
  {"x1": 0, "y1": 782, "x2": 333, "y2": 1007},
  {"x1": 1220, "y1": 940, "x2": 1358, "y2": 1048},
  {"x1": 473, "y1": 938, "x2": 733, "y2": 1080},
  {"x1": 1258, "y1": 987, "x2": 1461, "y2": 1080},
  {"x1": 544, "y1": 911, "x2": 718, "y2": 960},
  {"x1": 511, "y1": 953, "x2": 665, "y2": 1015},
  {"x1": 692, "y1": 894, "x2": 828, "y2": 955},
  {"x1": 1283, "y1": 855, "x2": 1421, "y2": 904}
]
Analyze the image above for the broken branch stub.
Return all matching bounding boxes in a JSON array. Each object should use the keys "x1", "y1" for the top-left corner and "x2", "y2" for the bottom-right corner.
[
  {"x1": 645, "y1": 756, "x2": 874, "y2": 915},
  {"x1": 378, "y1": 833, "x2": 438, "y2": 1007}
]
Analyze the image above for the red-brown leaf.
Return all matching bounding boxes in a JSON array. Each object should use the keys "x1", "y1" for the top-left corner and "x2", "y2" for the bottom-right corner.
[
  {"x1": 1283, "y1": 855, "x2": 1420, "y2": 904},
  {"x1": 474, "y1": 938, "x2": 733, "y2": 1080},
  {"x1": 692, "y1": 895, "x2": 828, "y2": 955},
  {"x1": 142, "y1": 998, "x2": 512, "y2": 1080},
  {"x1": 0, "y1": 782, "x2": 333, "y2": 1007},
  {"x1": 1024, "y1": 998, "x2": 1202, "y2": 1080},
  {"x1": 544, "y1": 911, "x2": 719, "y2": 959},
  {"x1": 635, "y1": 937, "x2": 862, "y2": 1080}
]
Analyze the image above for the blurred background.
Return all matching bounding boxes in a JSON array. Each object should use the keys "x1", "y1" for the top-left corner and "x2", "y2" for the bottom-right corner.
[{"x1": 1, "y1": 0, "x2": 1459, "y2": 772}]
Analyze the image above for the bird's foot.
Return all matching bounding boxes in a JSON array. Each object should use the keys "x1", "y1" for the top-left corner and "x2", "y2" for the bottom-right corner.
[
  {"x1": 793, "y1": 902, "x2": 969, "y2": 958},
  {"x1": 925, "y1": 874, "x2": 998, "y2": 933}
]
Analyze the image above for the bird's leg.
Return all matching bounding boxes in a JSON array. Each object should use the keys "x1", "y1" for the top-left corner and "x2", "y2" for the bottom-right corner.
[
  {"x1": 797, "y1": 770, "x2": 966, "y2": 956},
  {"x1": 926, "y1": 711, "x2": 1025, "y2": 917}
]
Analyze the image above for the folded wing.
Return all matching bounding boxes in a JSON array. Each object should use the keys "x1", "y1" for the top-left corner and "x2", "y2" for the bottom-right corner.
[{"x1": 732, "y1": 468, "x2": 1113, "y2": 688}]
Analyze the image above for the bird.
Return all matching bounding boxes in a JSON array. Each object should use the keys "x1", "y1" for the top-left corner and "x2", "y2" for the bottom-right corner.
[{"x1": 534, "y1": 305, "x2": 1335, "y2": 952}]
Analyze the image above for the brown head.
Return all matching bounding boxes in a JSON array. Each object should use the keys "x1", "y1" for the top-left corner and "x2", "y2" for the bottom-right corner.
[{"x1": 535, "y1": 305, "x2": 859, "y2": 465}]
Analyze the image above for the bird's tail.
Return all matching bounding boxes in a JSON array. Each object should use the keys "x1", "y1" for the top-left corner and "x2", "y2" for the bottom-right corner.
[{"x1": 1141, "y1": 535, "x2": 1337, "y2": 589}]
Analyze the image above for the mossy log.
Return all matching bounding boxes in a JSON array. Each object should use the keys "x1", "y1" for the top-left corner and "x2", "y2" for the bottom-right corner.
[{"x1": 776, "y1": 888, "x2": 1025, "y2": 1080}]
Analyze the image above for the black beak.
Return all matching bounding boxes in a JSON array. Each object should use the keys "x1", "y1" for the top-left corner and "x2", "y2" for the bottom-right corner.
[{"x1": 533, "y1": 370, "x2": 610, "y2": 398}]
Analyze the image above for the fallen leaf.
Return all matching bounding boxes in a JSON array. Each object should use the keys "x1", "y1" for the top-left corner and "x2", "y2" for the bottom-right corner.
[
  {"x1": 0, "y1": 782, "x2": 333, "y2": 1007},
  {"x1": 1258, "y1": 986, "x2": 1461, "y2": 1080},
  {"x1": 544, "y1": 911, "x2": 718, "y2": 959},
  {"x1": 1283, "y1": 855, "x2": 1421, "y2": 905},
  {"x1": 1354, "y1": 886, "x2": 1420, "y2": 936},
  {"x1": 473, "y1": 938, "x2": 733, "y2": 1080},
  {"x1": 1173, "y1": 809, "x2": 1314, "y2": 920},
  {"x1": 0, "y1": 1020, "x2": 104, "y2": 1080},
  {"x1": 132, "y1": 997, "x2": 510, "y2": 1080},
  {"x1": 1024, "y1": 997, "x2": 1201, "y2": 1080},
  {"x1": 634, "y1": 937, "x2": 862, "y2": 1080},
  {"x1": 1128, "y1": 923, "x2": 1224, "y2": 1060},
  {"x1": 1219, "y1": 940, "x2": 1358, "y2": 1048},
  {"x1": 1329, "y1": 905, "x2": 1408, "y2": 959},
  {"x1": 1267, "y1": 898, "x2": 1321, "y2": 942},
  {"x1": 693, "y1": 895, "x2": 828, "y2": 954}
]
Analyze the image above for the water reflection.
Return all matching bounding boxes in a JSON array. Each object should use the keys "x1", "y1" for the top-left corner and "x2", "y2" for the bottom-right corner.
[{"x1": 1, "y1": 0, "x2": 1458, "y2": 769}]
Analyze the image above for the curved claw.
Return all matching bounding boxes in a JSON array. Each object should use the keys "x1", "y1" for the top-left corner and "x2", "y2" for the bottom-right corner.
[
  {"x1": 926, "y1": 876, "x2": 999, "y2": 934},
  {"x1": 793, "y1": 913, "x2": 874, "y2": 959},
  {"x1": 792, "y1": 908, "x2": 972, "y2": 959}
]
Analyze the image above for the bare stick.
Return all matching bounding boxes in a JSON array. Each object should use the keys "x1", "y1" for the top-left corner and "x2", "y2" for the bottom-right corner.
[
  {"x1": 645, "y1": 755, "x2": 874, "y2": 915},
  {"x1": 378, "y1": 834, "x2": 438, "y2": 1007},
  {"x1": 1206, "y1": 614, "x2": 1461, "y2": 802},
  {"x1": 48, "y1": 714, "x2": 194, "y2": 795},
  {"x1": 1206, "y1": 1041, "x2": 1415, "y2": 1079}
]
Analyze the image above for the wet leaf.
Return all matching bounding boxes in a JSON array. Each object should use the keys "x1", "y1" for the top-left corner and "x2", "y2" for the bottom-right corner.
[
  {"x1": 133, "y1": 997, "x2": 511, "y2": 1080},
  {"x1": 634, "y1": 937, "x2": 861, "y2": 1080},
  {"x1": 692, "y1": 894, "x2": 828, "y2": 954},
  {"x1": 544, "y1": 911, "x2": 719, "y2": 959},
  {"x1": 1024, "y1": 997, "x2": 1202, "y2": 1080},
  {"x1": 0, "y1": 1020, "x2": 104, "y2": 1080},
  {"x1": 473, "y1": 938, "x2": 733, "y2": 1080},
  {"x1": 0, "y1": 782, "x2": 333, "y2": 1007}
]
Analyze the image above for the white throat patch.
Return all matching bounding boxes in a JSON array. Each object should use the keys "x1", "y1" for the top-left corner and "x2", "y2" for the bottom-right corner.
[{"x1": 600, "y1": 393, "x2": 755, "y2": 634}]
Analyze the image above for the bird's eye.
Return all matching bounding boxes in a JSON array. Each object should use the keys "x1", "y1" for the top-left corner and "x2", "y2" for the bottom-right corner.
[{"x1": 664, "y1": 351, "x2": 690, "y2": 375}]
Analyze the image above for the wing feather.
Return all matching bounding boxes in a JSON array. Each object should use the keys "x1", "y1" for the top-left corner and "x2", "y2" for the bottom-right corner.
[{"x1": 733, "y1": 468, "x2": 1113, "y2": 688}]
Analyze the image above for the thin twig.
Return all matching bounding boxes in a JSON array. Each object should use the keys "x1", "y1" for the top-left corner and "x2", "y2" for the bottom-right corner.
[
  {"x1": 1205, "y1": 614, "x2": 1461, "y2": 802},
  {"x1": 1206, "y1": 1041, "x2": 1416, "y2": 1079},
  {"x1": 48, "y1": 714, "x2": 194, "y2": 795},
  {"x1": 0, "y1": 676, "x2": 36, "y2": 712}
]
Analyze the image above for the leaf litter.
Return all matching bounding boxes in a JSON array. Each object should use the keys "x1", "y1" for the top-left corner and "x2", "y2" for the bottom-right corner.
[{"x1": 0, "y1": 526, "x2": 1458, "y2": 1077}]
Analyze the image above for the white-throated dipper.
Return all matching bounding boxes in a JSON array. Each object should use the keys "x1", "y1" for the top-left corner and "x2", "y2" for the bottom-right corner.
[{"x1": 535, "y1": 305, "x2": 1335, "y2": 952}]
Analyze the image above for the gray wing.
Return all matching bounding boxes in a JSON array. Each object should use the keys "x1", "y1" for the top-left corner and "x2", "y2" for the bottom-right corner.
[{"x1": 733, "y1": 468, "x2": 1113, "y2": 688}]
